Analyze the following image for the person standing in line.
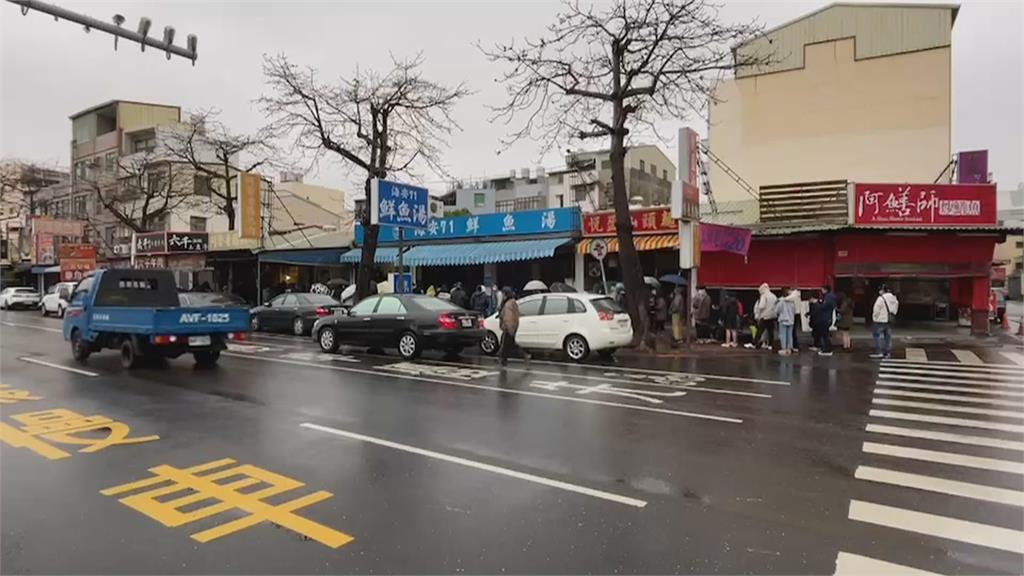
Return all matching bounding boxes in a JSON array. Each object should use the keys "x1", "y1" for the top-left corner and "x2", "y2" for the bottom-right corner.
[
  {"x1": 785, "y1": 288, "x2": 803, "y2": 352},
  {"x1": 498, "y1": 286, "x2": 521, "y2": 366},
  {"x1": 721, "y1": 291, "x2": 739, "y2": 348},
  {"x1": 669, "y1": 286, "x2": 685, "y2": 344},
  {"x1": 810, "y1": 286, "x2": 837, "y2": 356},
  {"x1": 870, "y1": 285, "x2": 899, "y2": 359},
  {"x1": 775, "y1": 287, "x2": 796, "y2": 355},
  {"x1": 470, "y1": 285, "x2": 489, "y2": 315},
  {"x1": 692, "y1": 285, "x2": 711, "y2": 343},
  {"x1": 837, "y1": 292, "x2": 854, "y2": 351},
  {"x1": 754, "y1": 283, "x2": 779, "y2": 351},
  {"x1": 654, "y1": 290, "x2": 668, "y2": 335}
]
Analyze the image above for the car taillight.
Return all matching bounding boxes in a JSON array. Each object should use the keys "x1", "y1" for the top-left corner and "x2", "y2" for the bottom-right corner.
[
  {"x1": 597, "y1": 310, "x2": 614, "y2": 321},
  {"x1": 437, "y1": 313, "x2": 458, "y2": 330},
  {"x1": 477, "y1": 317, "x2": 485, "y2": 329},
  {"x1": 226, "y1": 332, "x2": 247, "y2": 341},
  {"x1": 315, "y1": 307, "x2": 330, "y2": 317},
  {"x1": 152, "y1": 335, "x2": 178, "y2": 345},
  {"x1": 66, "y1": 309, "x2": 82, "y2": 318}
]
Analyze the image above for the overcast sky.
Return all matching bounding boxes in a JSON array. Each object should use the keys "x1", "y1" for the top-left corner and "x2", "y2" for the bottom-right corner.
[{"x1": 2, "y1": 0, "x2": 1021, "y2": 201}]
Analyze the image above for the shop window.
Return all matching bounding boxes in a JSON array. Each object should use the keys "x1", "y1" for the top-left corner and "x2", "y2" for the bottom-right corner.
[
  {"x1": 190, "y1": 216, "x2": 207, "y2": 232},
  {"x1": 518, "y1": 298, "x2": 542, "y2": 316}
]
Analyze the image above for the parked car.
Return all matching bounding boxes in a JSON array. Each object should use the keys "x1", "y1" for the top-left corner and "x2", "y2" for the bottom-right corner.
[
  {"x1": 480, "y1": 293, "x2": 632, "y2": 361},
  {"x1": 179, "y1": 292, "x2": 247, "y2": 307},
  {"x1": 63, "y1": 270, "x2": 250, "y2": 368},
  {"x1": 250, "y1": 292, "x2": 344, "y2": 335},
  {"x1": 312, "y1": 294, "x2": 484, "y2": 360},
  {"x1": 0, "y1": 287, "x2": 41, "y2": 310},
  {"x1": 41, "y1": 281, "x2": 77, "y2": 317}
]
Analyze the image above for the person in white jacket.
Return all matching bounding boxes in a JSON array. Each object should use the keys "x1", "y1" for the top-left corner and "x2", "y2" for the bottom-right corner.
[
  {"x1": 870, "y1": 285, "x2": 899, "y2": 359},
  {"x1": 784, "y1": 288, "x2": 804, "y2": 351},
  {"x1": 754, "y1": 283, "x2": 779, "y2": 350}
]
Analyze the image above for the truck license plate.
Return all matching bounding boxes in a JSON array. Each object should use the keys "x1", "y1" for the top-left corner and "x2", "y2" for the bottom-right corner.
[
  {"x1": 189, "y1": 335, "x2": 211, "y2": 347},
  {"x1": 460, "y1": 318, "x2": 473, "y2": 328}
]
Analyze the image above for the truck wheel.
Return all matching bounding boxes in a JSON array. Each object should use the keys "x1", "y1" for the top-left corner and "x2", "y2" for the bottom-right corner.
[
  {"x1": 70, "y1": 330, "x2": 90, "y2": 363},
  {"x1": 120, "y1": 338, "x2": 142, "y2": 369},
  {"x1": 194, "y1": 350, "x2": 220, "y2": 367}
]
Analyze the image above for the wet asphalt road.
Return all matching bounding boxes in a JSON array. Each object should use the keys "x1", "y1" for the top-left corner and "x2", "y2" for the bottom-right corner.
[{"x1": 1, "y1": 310, "x2": 1022, "y2": 574}]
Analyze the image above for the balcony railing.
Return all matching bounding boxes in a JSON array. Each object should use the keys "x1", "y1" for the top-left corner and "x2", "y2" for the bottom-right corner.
[{"x1": 758, "y1": 180, "x2": 849, "y2": 225}]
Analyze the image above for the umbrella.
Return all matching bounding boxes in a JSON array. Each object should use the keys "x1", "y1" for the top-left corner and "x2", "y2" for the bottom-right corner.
[
  {"x1": 643, "y1": 276, "x2": 661, "y2": 287},
  {"x1": 523, "y1": 280, "x2": 548, "y2": 292},
  {"x1": 549, "y1": 281, "x2": 578, "y2": 293},
  {"x1": 659, "y1": 273, "x2": 688, "y2": 286},
  {"x1": 326, "y1": 278, "x2": 349, "y2": 287},
  {"x1": 339, "y1": 284, "x2": 357, "y2": 303}
]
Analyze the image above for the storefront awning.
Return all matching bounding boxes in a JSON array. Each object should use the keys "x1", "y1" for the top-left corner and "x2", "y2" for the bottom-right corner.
[
  {"x1": 403, "y1": 239, "x2": 571, "y2": 267},
  {"x1": 258, "y1": 248, "x2": 347, "y2": 266},
  {"x1": 577, "y1": 234, "x2": 678, "y2": 254},
  {"x1": 338, "y1": 247, "x2": 401, "y2": 264}
]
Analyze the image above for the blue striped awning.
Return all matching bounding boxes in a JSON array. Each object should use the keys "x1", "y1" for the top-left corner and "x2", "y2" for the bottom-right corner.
[
  {"x1": 258, "y1": 248, "x2": 347, "y2": 266},
  {"x1": 338, "y1": 247, "x2": 401, "y2": 264},
  {"x1": 401, "y1": 239, "x2": 571, "y2": 267}
]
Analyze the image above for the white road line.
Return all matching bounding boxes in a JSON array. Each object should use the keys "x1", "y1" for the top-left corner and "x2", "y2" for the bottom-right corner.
[
  {"x1": 222, "y1": 352, "x2": 743, "y2": 423},
  {"x1": 874, "y1": 388, "x2": 1024, "y2": 407},
  {"x1": 499, "y1": 356, "x2": 790, "y2": 386},
  {"x1": 866, "y1": 424, "x2": 1024, "y2": 451},
  {"x1": 1002, "y1": 352, "x2": 1024, "y2": 367},
  {"x1": 855, "y1": 465, "x2": 1024, "y2": 507},
  {"x1": 421, "y1": 359, "x2": 773, "y2": 398},
  {"x1": 879, "y1": 367, "x2": 1024, "y2": 383},
  {"x1": 870, "y1": 409, "x2": 1024, "y2": 433},
  {"x1": 18, "y1": 356, "x2": 98, "y2": 376},
  {"x1": 876, "y1": 373, "x2": 1024, "y2": 389},
  {"x1": 904, "y1": 348, "x2": 928, "y2": 362},
  {"x1": 952, "y1": 349, "x2": 983, "y2": 365},
  {"x1": 872, "y1": 398, "x2": 1024, "y2": 419},
  {"x1": 300, "y1": 422, "x2": 649, "y2": 508},
  {"x1": 862, "y1": 442, "x2": 1024, "y2": 474},
  {"x1": 834, "y1": 552, "x2": 939, "y2": 576},
  {"x1": 884, "y1": 359, "x2": 1021, "y2": 373},
  {"x1": 2, "y1": 321, "x2": 62, "y2": 333},
  {"x1": 876, "y1": 380, "x2": 1024, "y2": 397},
  {"x1": 848, "y1": 500, "x2": 1024, "y2": 554}
]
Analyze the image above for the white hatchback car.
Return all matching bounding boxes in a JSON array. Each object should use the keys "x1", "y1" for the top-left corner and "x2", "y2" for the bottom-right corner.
[
  {"x1": 0, "y1": 287, "x2": 41, "y2": 310},
  {"x1": 480, "y1": 293, "x2": 633, "y2": 361},
  {"x1": 40, "y1": 281, "x2": 76, "y2": 317}
]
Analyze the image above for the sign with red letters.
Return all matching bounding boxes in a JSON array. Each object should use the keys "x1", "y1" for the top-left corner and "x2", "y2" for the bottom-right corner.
[
  {"x1": 582, "y1": 207, "x2": 676, "y2": 236},
  {"x1": 854, "y1": 183, "x2": 997, "y2": 226}
]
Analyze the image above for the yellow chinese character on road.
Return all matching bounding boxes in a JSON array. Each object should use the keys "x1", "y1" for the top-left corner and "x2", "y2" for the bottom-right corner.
[
  {"x1": 101, "y1": 458, "x2": 353, "y2": 549},
  {"x1": 0, "y1": 384, "x2": 42, "y2": 405},
  {"x1": 0, "y1": 408, "x2": 159, "y2": 460}
]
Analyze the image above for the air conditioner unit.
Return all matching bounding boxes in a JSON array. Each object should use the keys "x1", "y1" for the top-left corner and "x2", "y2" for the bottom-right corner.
[{"x1": 428, "y1": 197, "x2": 444, "y2": 219}]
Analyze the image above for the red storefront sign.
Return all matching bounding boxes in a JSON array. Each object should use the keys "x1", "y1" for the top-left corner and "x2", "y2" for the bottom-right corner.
[
  {"x1": 58, "y1": 244, "x2": 97, "y2": 282},
  {"x1": 582, "y1": 207, "x2": 675, "y2": 236},
  {"x1": 854, "y1": 183, "x2": 997, "y2": 226}
]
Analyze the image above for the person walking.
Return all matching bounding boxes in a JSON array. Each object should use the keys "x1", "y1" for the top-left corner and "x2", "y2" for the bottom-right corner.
[
  {"x1": 837, "y1": 292, "x2": 854, "y2": 350},
  {"x1": 669, "y1": 286, "x2": 685, "y2": 344},
  {"x1": 498, "y1": 286, "x2": 521, "y2": 366},
  {"x1": 754, "y1": 283, "x2": 779, "y2": 351},
  {"x1": 775, "y1": 287, "x2": 796, "y2": 355},
  {"x1": 721, "y1": 291, "x2": 739, "y2": 348},
  {"x1": 870, "y1": 285, "x2": 899, "y2": 359},
  {"x1": 654, "y1": 291, "x2": 669, "y2": 335},
  {"x1": 692, "y1": 286, "x2": 711, "y2": 343}
]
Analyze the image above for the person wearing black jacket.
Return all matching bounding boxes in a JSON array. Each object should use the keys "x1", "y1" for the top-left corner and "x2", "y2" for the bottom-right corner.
[
  {"x1": 811, "y1": 286, "x2": 837, "y2": 356},
  {"x1": 450, "y1": 283, "x2": 469, "y2": 309}
]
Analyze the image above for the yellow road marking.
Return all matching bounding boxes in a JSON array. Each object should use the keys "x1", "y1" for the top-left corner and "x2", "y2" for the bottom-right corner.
[
  {"x1": 0, "y1": 384, "x2": 43, "y2": 405},
  {"x1": 0, "y1": 408, "x2": 158, "y2": 459},
  {"x1": 101, "y1": 458, "x2": 353, "y2": 548}
]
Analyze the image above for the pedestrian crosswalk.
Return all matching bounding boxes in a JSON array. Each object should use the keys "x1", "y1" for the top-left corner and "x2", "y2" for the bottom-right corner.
[{"x1": 834, "y1": 351, "x2": 1024, "y2": 574}]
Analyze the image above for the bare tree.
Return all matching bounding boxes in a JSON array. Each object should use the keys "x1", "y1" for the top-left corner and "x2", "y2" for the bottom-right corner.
[
  {"x1": 482, "y1": 0, "x2": 768, "y2": 346},
  {"x1": 164, "y1": 110, "x2": 273, "y2": 231},
  {"x1": 257, "y1": 53, "x2": 470, "y2": 298},
  {"x1": 80, "y1": 154, "x2": 195, "y2": 233}
]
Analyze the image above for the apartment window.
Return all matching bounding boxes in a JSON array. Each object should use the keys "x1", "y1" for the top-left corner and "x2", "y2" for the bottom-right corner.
[
  {"x1": 555, "y1": 194, "x2": 564, "y2": 208},
  {"x1": 105, "y1": 226, "x2": 115, "y2": 248},
  {"x1": 600, "y1": 160, "x2": 611, "y2": 170},
  {"x1": 105, "y1": 152, "x2": 117, "y2": 173},
  {"x1": 194, "y1": 175, "x2": 212, "y2": 197},
  {"x1": 639, "y1": 159, "x2": 646, "y2": 172},
  {"x1": 662, "y1": 169, "x2": 668, "y2": 180},
  {"x1": 574, "y1": 187, "x2": 590, "y2": 202},
  {"x1": 474, "y1": 192, "x2": 486, "y2": 208},
  {"x1": 650, "y1": 163, "x2": 657, "y2": 176},
  {"x1": 557, "y1": 174, "x2": 564, "y2": 184},
  {"x1": 189, "y1": 216, "x2": 207, "y2": 232},
  {"x1": 1016, "y1": 240, "x2": 1023, "y2": 249},
  {"x1": 72, "y1": 195, "x2": 87, "y2": 217},
  {"x1": 148, "y1": 171, "x2": 166, "y2": 195},
  {"x1": 133, "y1": 136, "x2": 156, "y2": 154}
]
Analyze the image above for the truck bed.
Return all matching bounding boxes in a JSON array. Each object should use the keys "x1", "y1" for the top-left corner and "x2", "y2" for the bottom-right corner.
[{"x1": 84, "y1": 306, "x2": 250, "y2": 335}]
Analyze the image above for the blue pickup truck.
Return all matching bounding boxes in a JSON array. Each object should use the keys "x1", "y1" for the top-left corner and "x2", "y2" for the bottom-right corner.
[{"x1": 63, "y1": 269, "x2": 250, "y2": 368}]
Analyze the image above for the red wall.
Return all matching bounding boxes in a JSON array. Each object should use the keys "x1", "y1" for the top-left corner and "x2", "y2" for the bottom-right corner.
[
  {"x1": 699, "y1": 236, "x2": 833, "y2": 289},
  {"x1": 834, "y1": 233, "x2": 996, "y2": 264}
]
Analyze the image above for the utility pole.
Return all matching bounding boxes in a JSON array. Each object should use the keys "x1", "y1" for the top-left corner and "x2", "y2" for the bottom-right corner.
[{"x1": 7, "y1": 0, "x2": 198, "y2": 64}]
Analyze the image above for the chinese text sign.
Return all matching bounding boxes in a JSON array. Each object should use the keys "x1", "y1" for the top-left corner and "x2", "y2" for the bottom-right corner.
[{"x1": 854, "y1": 183, "x2": 996, "y2": 226}]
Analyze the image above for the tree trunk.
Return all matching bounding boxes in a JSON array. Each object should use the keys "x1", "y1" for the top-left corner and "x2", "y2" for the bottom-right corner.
[
  {"x1": 356, "y1": 176, "x2": 378, "y2": 299},
  {"x1": 609, "y1": 133, "x2": 650, "y2": 348}
]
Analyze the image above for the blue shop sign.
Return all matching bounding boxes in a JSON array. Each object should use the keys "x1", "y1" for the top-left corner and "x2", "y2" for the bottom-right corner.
[
  {"x1": 371, "y1": 179, "x2": 430, "y2": 230},
  {"x1": 355, "y1": 207, "x2": 579, "y2": 245}
]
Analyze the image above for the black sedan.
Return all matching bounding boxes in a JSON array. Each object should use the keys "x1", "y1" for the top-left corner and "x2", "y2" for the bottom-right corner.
[
  {"x1": 250, "y1": 292, "x2": 344, "y2": 335},
  {"x1": 312, "y1": 294, "x2": 484, "y2": 360}
]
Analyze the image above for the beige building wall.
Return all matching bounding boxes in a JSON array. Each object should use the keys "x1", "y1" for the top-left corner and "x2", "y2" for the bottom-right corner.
[
  {"x1": 710, "y1": 38, "x2": 951, "y2": 202},
  {"x1": 117, "y1": 102, "x2": 180, "y2": 133},
  {"x1": 277, "y1": 181, "x2": 345, "y2": 213}
]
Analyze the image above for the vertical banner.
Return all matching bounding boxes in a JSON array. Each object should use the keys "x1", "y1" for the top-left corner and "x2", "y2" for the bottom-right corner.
[
  {"x1": 35, "y1": 233, "x2": 55, "y2": 265},
  {"x1": 240, "y1": 173, "x2": 262, "y2": 239},
  {"x1": 957, "y1": 150, "x2": 989, "y2": 184}
]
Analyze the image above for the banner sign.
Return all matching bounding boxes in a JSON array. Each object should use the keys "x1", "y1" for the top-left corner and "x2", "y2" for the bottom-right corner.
[
  {"x1": 356, "y1": 207, "x2": 579, "y2": 245},
  {"x1": 33, "y1": 218, "x2": 83, "y2": 237},
  {"x1": 370, "y1": 179, "x2": 430, "y2": 230},
  {"x1": 582, "y1": 207, "x2": 675, "y2": 237},
  {"x1": 34, "y1": 233, "x2": 55, "y2": 265},
  {"x1": 957, "y1": 150, "x2": 988, "y2": 184},
  {"x1": 699, "y1": 223, "x2": 751, "y2": 256},
  {"x1": 58, "y1": 244, "x2": 96, "y2": 260},
  {"x1": 240, "y1": 173, "x2": 262, "y2": 239},
  {"x1": 59, "y1": 244, "x2": 97, "y2": 282},
  {"x1": 135, "y1": 231, "x2": 209, "y2": 255},
  {"x1": 854, "y1": 183, "x2": 997, "y2": 226}
]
